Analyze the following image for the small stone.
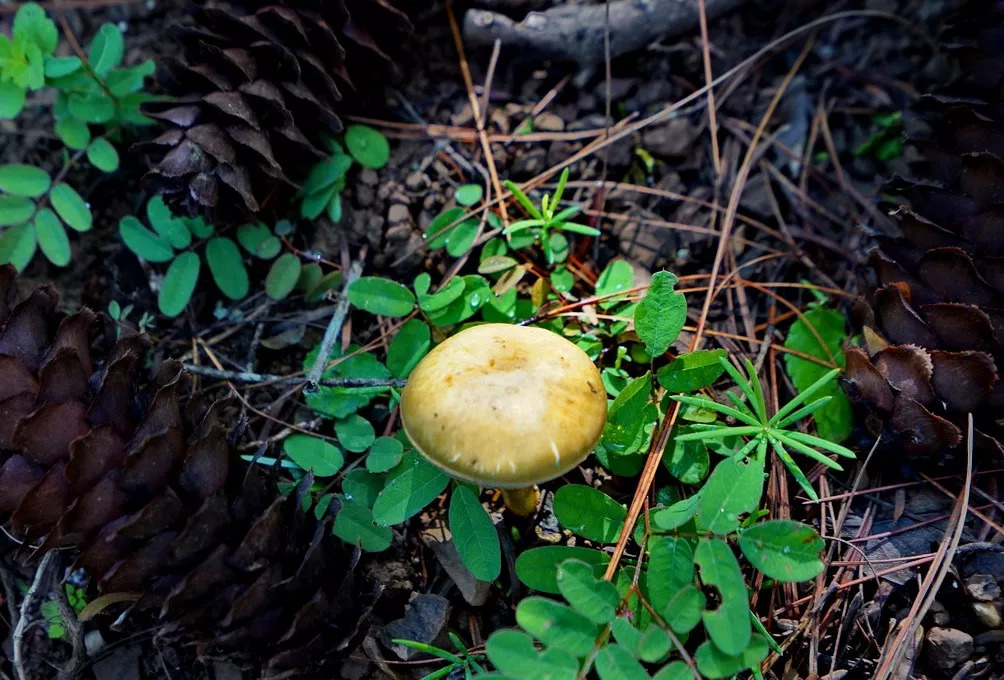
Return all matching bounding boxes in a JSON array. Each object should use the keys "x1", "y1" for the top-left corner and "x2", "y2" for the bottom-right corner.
[
  {"x1": 534, "y1": 112, "x2": 565, "y2": 132},
  {"x1": 510, "y1": 148, "x2": 547, "y2": 177},
  {"x1": 358, "y1": 169, "x2": 379, "y2": 186},
  {"x1": 972, "y1": 601, "x2": 1002, "y2": 628},
  {"x1": 964, "y1": 574, "x2": 1001, "y2": 602},
  {"x1": 385, "y1": 224, "x2": 412, "y2": 244},
  {"x1": 926, "y1": 600, "x2": 950, "y2": 628},
  {"x1": 354, "y1": 185, "x2": 374, "y2": 208},
  {"x1": 405, "y1": 171, "x2": 429, "y2": 192},
  {"x1": 387, "y1": 204, "x2": 410, "y2": 226},
  {"x1": 641, "y1": 117, "x2": 699, "y2": 158},
  {"x1": 924, "y1": 627, "x2": 974, "y2": 669}
]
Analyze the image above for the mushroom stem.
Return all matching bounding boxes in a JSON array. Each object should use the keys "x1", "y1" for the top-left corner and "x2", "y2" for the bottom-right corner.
[{"x1": 501, "y1": 486, "x2": 539, "y2": 516}]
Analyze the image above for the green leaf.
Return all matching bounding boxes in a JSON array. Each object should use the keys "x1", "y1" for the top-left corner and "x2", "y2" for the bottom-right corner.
[
  {"x1": 348, "y1": 276, "x2": 416, "y2": 317},
  {"x1": 738, "y1": 519, "x2": 825, "y2": 582},
  {"x1": 694, "y1": 635, "x2": 768, "y2": 679},
  {"x1": 302, "y1": 154, "x2": 353, "y2": 195},
  {"x1": 698, "y1": 455, "x2": 764, "y2": 535},
  {"x1": 303, "y1": 343, "x2": 390, "y2": 418},
  {"x1": 556, "y1": 559, "x2": 618, "y2": 624},
  {"x1": 426, "y1": 275, "x2": 490, "y2": 326},
  {"x1": 236, "y1": 222, "x2": 281, "y2": 259},
  {"x1": 425, "y1": 207, "x2": 466, "y2": 250},
  {"x1": 514, "y1": 546, "x2": 610, "y2": 594},
  {"x1": 552, "y1": 484, "x2": 626, "y2": 543},
  {"x1": 478, "y1": 255, "x2": 517, "y2": 275},
  {"x1": 205, "y1": 237, "x2": 249, "y2": 300},
  {"x1": 183, "y1": 215, "x2": 213, "y2": 239},
  {"x1": 118, "y1": 215, "x2": 174, "y2": 262},
  {"x1": 455, "y1": 183, "x2": 483, "y2": 206},
  {"x1": 417, "y1": 275, "x2": 465, "y2": 312},
  {"x1": 333, "y1": 498, "x2": 393, "y2": 552},
  {"x1": 782, "y1": 306, "x2": 852, "y2": 443},
  {"x1": 595, "y1": 645, "x2": 648, "y2": 680},
  {"x1": 86, "y1": 138, "x2": 119, "y2": 173},
  {"x1": 300, "y1": 183, "x2": 338, "y2": 220},
  {"x1": 284, "y1": 433, "x2": 343, "y2": 477},
  {"x1": 68, "y1": 92, "x2": 114, "y2": 123},
  {"x1": 366, "y1": 436, "x2": 404, "y2": 473},
  {"x1": 54, "y1": 118, "x2": 90, "y2": 150},
  {"x1": 653, "y1": 495, "x2": 700, "y2": 532},
  {"x1": 146, "y1": 196, "x2": 190, "y2": 249},
  {"x1": 14, "y1": 4, "x2": 58, "y2": 54},
  {"x1": 0, "y1": 164, "x2": 50, "y2": 197},
  {"x1": 104, "y1": 59, "x2": 155, "y2": 97},
  {"x1": 663, "y1": 584, "x2": 705, "y2": 634},
  {"x1": 158, "y1": 251, "x2": 200, "y2": 317},
  {"x1": 600, "y1": 372, "x2": 652, "y2": 455},
  {"x1": 34, "y1": 208, "x2": 69, "y2": 266},
  {"x1": 0, "y1": 81, "x2": 27, "y2": 119},
  {"x1": 515, "y1": 597, "x2": 597, "y2": 657},
  {"x1": 645, "y1": 535, "x2": 694, "y2": 614},
  {"x1": 265, "y1": 253, "x2": 301, "y2": 300},
  {"x1": 657, "y1": 349, "x2": 727, "y2": 392},
  {"x1": 449, "y1": 485, "x2": 501, "y2": 581},
  {"x1": 0, "y1": 223, "x2": 37, "y2": 270},
  {"x1": 663, "y1": 430, "x2": 709, "y2": 484},
  {"x1": 0, "y1": 196, "x2": 35, "y2": 226},
  {"x1": 694, "y1": 538, "x2": 750, "y2": 656},
  {"x1": 48, "y1": 183, "x2": 91, "y2": 232},
  {"x1": 372, "y1": 456, "x2": 450, "y2": 526},
  {"x1": 634, "y1": 271, "x2": 685, "y2": 356},
  {"x1": 342, "y1": 469, "x2": 383, "y2": 508},
  {"x1": 445, "y1": 219, "x2": 479, "y2": 257},
  {"x1": 345, "y1": 124, "x2": 390, "y2": 169},
  {"x1": 387, "y1": 318, "x2": 431, "y2": 379},
  {"x1": 88, "y1": 24, "x2": 124, "y2": 76},
  {"x1": 335, "y1": 414, "x2": 375, "y2": 452},
  {"x1": 43, "y1": 55, "x2": 82, "y2": 78},
  {"x1": 594, "y1": 259, "x2": 634, "y2": 307},
  {"x1": 652, "y1": 662, "x2": 691, "y2": 680},
  {"x1": 485, "y1": 630, "x2": 578, "y2": 680}
]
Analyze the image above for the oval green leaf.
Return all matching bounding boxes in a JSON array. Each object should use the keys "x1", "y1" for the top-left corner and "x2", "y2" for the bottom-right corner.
[
  {"x1": 694, "y1": 537, "x2": 750, "y2": 656},
  {"x1": 657, "y1": 349, "x2": 728, "y2": 393},
  {"x1": 514, "y1": 546, "x2": 610, "y2": 594},
  {"x1": 698, "y1": 455, "x2": 765, "y2": 535},
  {"x1": 205, "y1": 237, "x2": 249, "y2": 300},
  {"x1": 348, "y1": 276, "x2": 416, "y2": 317},
  {"x1": 283, "y1": 433, "x2": 343, "y2": 477},
  {"x1": 34, "y1": 209, "x2": 69, "y2": 266},
  {"x1": 119, "y1": 215, "x2": 174, "y2": 262},
  {"x1": 158, "y1": 251, "x2": 200, "y2": 317},
  {"x1": 449, "y1": 484, "x2": 501, "y2": 582},
  {"x1": 333, "y1": 498, "x2": 393, "y2": 552},
  {"x1": 265, "y1": 252, "x2": 301, "y2": 300},
  {"x1": 335, "y1": 413, "x2": 375, "y2": 452},
  {"x1": 0, "y1": 196, "x2": 35, "y2": 226},
  {"x1": 86, "y1": 138, "x2": 119, "y2": 173},
  {"x1": 0, "y1": 223, "x2": 37, "y2": 271},
  {"x1": 386, "y1": 318, "x2": 431, "y2": 379},
  {"x1": 372, "y1": 456, "x2": 449, "y2": 526},
  {"x1": 0, "y1": 164, "x2": 50, "y2": 198},
  {"x1": 738, "y1": 519, "x2": 825, "y2": 582},
  {"x1": 552, "y1": 484, "x2": 627, "y2": 543},
  {"x1": 556, "y1": 558, "x2": 618, "y2": 624},
  {"x1": 345, "y1": 124, "x2": 390, "y2": 169},
  {"x1": 49, "y1": 183, "x2": 91, "y2": 232},
  {"x1": 455, "y1": 183, "x2": 483, "y2": 206}
]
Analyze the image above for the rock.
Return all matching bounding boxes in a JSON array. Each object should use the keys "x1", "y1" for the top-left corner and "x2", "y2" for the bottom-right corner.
[
  {"x1": 379, "y1": 594, "x2": 452, "y2": 660},
  {"x1": 972, "y1": 601, "x2": 1002, "y2": 628},
  {"x1": 387, "y1": 203, "x2": 411, "y2": 227},
  {"x1": 925, "y1": 600, "x2": 950, "y2": 628},
  {"x1": 568, "y1": 113, "x2": 612, "y2": 132},
  {"x1": 354, "y1": 185, "x2": 375, "y2": 208},
  {"x1": 641, "y1": 117, "x2": 699, "y2": 158},
  {"x1": 385, "y1": 224, "x2": 413, "y2": 244},
  {"x1": 534, "y1": 112, "x2": 565, "y2": 132},
  {"x1": 358, "y1": 169, "x2": 379, "y2": 186},
  {"x1": 924, "y1": 627, "x2": 974, "y2": 669},
  {"x1": 964, "y1": 573, "x2": 1001, "y2": 602},
  {"x1": 510, "y1": 148, "x2": 547, "y2": 177},
  {"x1": 405, "y1": 171, "x2": 430, "y2": 192}
]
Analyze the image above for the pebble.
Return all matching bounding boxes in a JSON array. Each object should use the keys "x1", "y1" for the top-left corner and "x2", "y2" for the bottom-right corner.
[
  {"x1": 405, "y1": 171, "x2": 430, "y2": 192},
  {"x1": 964, "y1": 573, "x2": 1001, "y2": 602},
  {"x1": 641, "y1": 117, "x2": 700, "y2": 157},
  {"x1": 358, "y1": 169, "x2": 379, "y2": 186},
  {"x1": 387, "y1": 204, "x2": 411, "y2": 226},
  {"x1": 354, "y1": 185, "x2": 374, "y2": 208},
  {"x1": 534, "y1": 112, "x2": 565, "y2": 132},
  {"x1": 924, "y1": 627, "x2": 974, "y2": 669},
  {"x1": 972, "y1": 601, "x2": 1002, "y2": 628}
]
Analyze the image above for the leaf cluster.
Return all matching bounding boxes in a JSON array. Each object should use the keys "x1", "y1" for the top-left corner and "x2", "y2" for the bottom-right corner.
[{"x1": 299, "y1": 125, "x2": 391, "y2": 222}]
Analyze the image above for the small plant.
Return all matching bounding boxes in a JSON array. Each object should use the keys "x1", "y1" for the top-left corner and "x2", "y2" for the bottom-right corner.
[
  {"x1": 107, "y1": 299, "x2": 154, "y2": 338},
  {"x1": 119, "y1": 197, "x2": 342, "y2": 316},
  {"x1": 40, "y1": 584, "x2": 86, "y2": 640},
  {"x1": 0, "y1": 2, "x2": 154, "y2": 270},
  {"x1": 853, "y1": 110, "x2": 903, "y2": 162},
  {"x1": 394, "y1": 634, "x2": 488, "y2": 680},
  {"x1": 504, "y1": 167, "x2": 600, "y2": 264},
  {"x1": 299, "y1": 125, "x2": 391, "y2": 222}
]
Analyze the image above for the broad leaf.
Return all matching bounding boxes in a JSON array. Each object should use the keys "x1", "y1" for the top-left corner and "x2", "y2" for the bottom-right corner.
[
  {"x1": 552, "y1": 484, "x2": 626, "y2": 543},
  {"x1": 601, "y1": 372, "x2": 652, "y2": 455},
  {"x1": 265, "y1": 253, "x2": 301, "y2": 300},
  {"x1": 119, "y1": 215, "x2": 174, "y2": 262},
  {"x1": 653, "y1": 495, "x2": 700, "y2": 532},
  {"x1": 348, "y1": 276, "x2": 415, "y2": 317},
  {"x1": 334, "y1": 414, "x2": 375, "y2": 452},
  {"x1": 694, "y1": 635, "x2": 768, "y2": 679},
  {"x1": 514, "y1": 546, "x2": 609, "y2": 594},
  {"x1": 386, "y1": 318, "x2": 430, "y2": 378},
  {"x1": 158, "y1": 252, "x2": 200, "y2": 317},
  {"x1": 485, "y1": 630, "x2": 578, "y2": 680},
  {"x1": 345, "y1": 124, "x2": 390, "y2": 169},
  {"x1": 34, "y1": 208, "x2": 69, "y2": 266},
  {"x1": 88, "y1": 24, "x2": 124, "y2": 75},
  {"x1": 556, "y1": 559, "x2": 618, "y2": 624},
  {"x1": 663, "y1": 584, "x2": 705, "y2": 634},
  {"x1": 205, "y1": 237, "x2": 249, "y2": 300},
  {"x1": 634, "y1": 271, "x2": 686, "y2": 356},
  {"x1": 236, "y1": 222, "x2": 281, "y2": 259},
  {"x1": 333, "y1": 498, "x2": 393, "y2": 552},
  {"x1": 594, "y1": 259, "x2": 634, "y2": 308},
  {"x1": 366, "y1": 437, "x2": 404, "y2": 473},
  {"x1": 455, "y1": 183, "x2": 483, "y2": 206},
  {"x1": 595, "y1": 644, "x2": 649, "y2": 680},
  {"x1": 657, "y1": 349, "x2": 727, "y2": 392},
  {"x1": 449, "y1": 484, "x2": 501, "y2": 581},
  {"x1": 738, "y1": 519, "x2": 825, "y2": 582},
  {"x1": 698, "y1": 455, "x2": 764, "y2": 535},
  {"x1": 0, "y1": 196, "x2": 35, "y2": 226},
  {"x1": 146, "y1": 196, "x2": 190, "y2": 249},
  {"x1": 372, "y1": 456, "x2": 449, "y2": 526},
  {"x1": 515, "y1": 597, "x2": 598, "y2": 657},
  {"x1": 0, "y1": 223, "x2": 36, "y2": 270},
  {"x1": 645, "y1": 535, "x2": 693, "y2": 614},
  {"x1": 54, "y1": 118, "x2": 90, "y2": 150},
  {"x1": 663, "y1": 430, "x2": 710, "y2": 484},
  {"x1": 284, "y1": 433, "x2": 343, "y2": 477},
  {"x1": 0, "y1": 164, "x2": 50, "y2": 197},
  {"x1": 49, "y1": 183, "x2": 91, "y2": 232},
  {"x1": 86, "y1": 138, "x2": 119, "y2": 172},
  {"x1": 694, "y1": 538, "x2": 750, "y2": 656}
]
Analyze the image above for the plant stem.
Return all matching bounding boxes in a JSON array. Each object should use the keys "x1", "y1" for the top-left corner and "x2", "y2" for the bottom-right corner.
[
  {"x1": 305, "y1": 259, "x2": 363, "y2": 391},
  {"x1": 182, "y1": 363, "x2": 404, "y2": 389}
]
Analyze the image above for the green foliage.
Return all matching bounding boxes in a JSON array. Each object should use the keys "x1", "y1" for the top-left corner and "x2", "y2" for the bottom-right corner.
[
  {"x1": 782, "y1": 302, "x2": 853, "y2": 443},
  {"x1": 299, "y1": 126, "x2": 389, "y2": 221},
  {"x1": 449, "y1": 484, "x2": 501, "y2": 581},
  {"x1": 0, "y1": 3, "x2": 151, "y2": 270},
  {"x1": 634, "y1": 271, "x2": 686, "y2": 357},
  {"x1": 552, "y1": 485, "x2": 627, "y2": 543},
  {"x1": 853, "y1": 110, "x2": 903, "y2": 162},
  {"x1": 41, "y1": 584, "x2": 86, "y2": 640},
  {"x1": 503, "y1": 168, "x2": 600, "y2": 264},
  {"x1": 392, "y1": 634, "x2": 487, "y2": 680},
  {"x1": 119, "y1": 197, "x2": 334, "y2": 315}
]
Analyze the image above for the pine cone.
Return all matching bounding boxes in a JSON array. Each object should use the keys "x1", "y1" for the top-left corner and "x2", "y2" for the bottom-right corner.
[
  {"x1": 140, "y1": 0, "x2": 410, "y2": 219},
  {"x1": 0, "y1": 264, "x2": 369, "y2": 677},
  {"x1": 844, "y1": 8, "x2": 1003, "y2": 463}
]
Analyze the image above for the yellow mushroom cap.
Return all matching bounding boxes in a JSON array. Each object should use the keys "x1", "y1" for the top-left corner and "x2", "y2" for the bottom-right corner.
[{"x1": 400, "y1": 323, "x2": 607, "y2": 488}]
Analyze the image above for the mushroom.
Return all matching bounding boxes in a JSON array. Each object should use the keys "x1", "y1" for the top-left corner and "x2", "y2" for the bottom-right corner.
[{"x1": 400, "y1": 323, "x2": 607, "y2": 515}]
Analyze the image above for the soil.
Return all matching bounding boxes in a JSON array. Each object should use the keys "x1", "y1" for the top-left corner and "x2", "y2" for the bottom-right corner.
[{"x1": 1, "y1": 0, "x2": 1001, "y2": 679}]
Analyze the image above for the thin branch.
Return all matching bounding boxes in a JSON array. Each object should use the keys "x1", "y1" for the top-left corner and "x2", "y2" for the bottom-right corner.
[
  {"x1": 182, "y1": 364, "x2": 405, "y2": 389},
  {"x1": 12, "y1": 551, "x2": 56, "y2": 680},
  {"x1": 305, "y1": 259, "x2": 363, "y2": 391}
]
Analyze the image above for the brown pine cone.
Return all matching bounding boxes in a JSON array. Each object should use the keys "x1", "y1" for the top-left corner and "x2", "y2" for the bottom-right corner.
[
  {"x1": 844, "y1": 5, "x2": 1003, "y2": 463},
  {"x1": 140, "y1": 0, "x2": 410, "y2": 219},
  {"x1": 0, "y1": 264, "x2": 370, "y2": 677}
]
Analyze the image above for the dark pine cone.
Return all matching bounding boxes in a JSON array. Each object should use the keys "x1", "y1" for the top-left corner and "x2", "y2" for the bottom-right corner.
[
  {"x1": 140, "y1": 0, "x2": 410, "y2": 219},
  {"x1": 844, "y1": 6, "x2": 1003, "y2": 464},
  {"x1": 0, "y1": 264, "x2": 370, "y2": 677}
]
